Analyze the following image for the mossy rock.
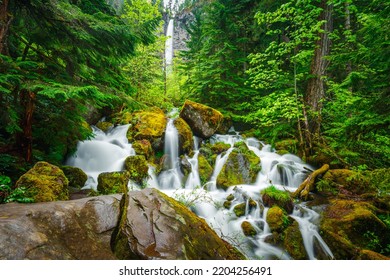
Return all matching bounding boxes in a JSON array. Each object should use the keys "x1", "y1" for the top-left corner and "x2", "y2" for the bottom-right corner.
[
  {"x1": 112, "y1": 110, "x2": 133, "y2": 125},
  {"x1": 95, "y1": 121, "x2": 113, "y2": 132},
  {"x1": 283, "y1": 220, "x2": 308, "y2": 259},
  {"x1": 274, "y1": 139, "x2": 298, "y2": 155},
  {"x1": 320, "y1": 199, "x2": 390, "y2": 259},
  {"x1": 132, "y1": 139, "x2": 153, "y2": 159},
  {"x1": 97, "y1": 171, "x2": 129, "y2": 195},
  {"x1": 233, "y1": 203, "x2": 246, "y2": 217},
  {"x1": 15, "y1": 161, "x2": 69, "y2": 202},
  {"x1": 261, "y1": 185, "x2": 294, "y2": 214},
  {"x1": 198, "y1": 154, "x2": 213, "y2": 185},
  {"x1": 266, "y1": 206, "x2": 291, "y2": 233},
  {"x1": 179, "y1": 100, "x2": 224, "y2": 139},
  {"x1": 223, "y1": 200, "x2": 232, "y2": 209},
  {"x1": 216, "y1": 115, "x2": 232, "y2": 134},
  {"x1": 174, "y1": 117, "x2": 194, "y2": 155},
  {"x1": 124, "y1": 155, "x2": 149, "y2": 185},
  {"x1": 210, "y1": 142, "x2": 231, "y2": 154},
  {"x1": 216, "y1": 142, "x2": 261, "y2": 190},
  {"x1": 61, "y1": 165, "x2": 87, "y2": 190},
  {"x1": 126, "y1": 109, "x2": 167, "y2": 152},
  {"x1": 319, "y1": 169, "x2": 375, "y2": 197},
  {"x1": 241, "y1": 221, "x2": 257, "y2": 236}
]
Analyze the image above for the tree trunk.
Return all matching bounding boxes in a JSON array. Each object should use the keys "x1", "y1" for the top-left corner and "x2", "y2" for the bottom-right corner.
[
  {"x1": 19, "y1": 89, "x2": 36, "y2": 163},
  {"x1": 303, "y1": 1, "x2": 333, "y2": 155},
  {"x1": 0, "y1": 0, "x2": 11, "y2": 55}
]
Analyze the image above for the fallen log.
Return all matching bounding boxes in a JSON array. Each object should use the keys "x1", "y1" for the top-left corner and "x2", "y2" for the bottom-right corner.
[{"x1": 293, "y1": 164, "x2": 329, "y2": 200}]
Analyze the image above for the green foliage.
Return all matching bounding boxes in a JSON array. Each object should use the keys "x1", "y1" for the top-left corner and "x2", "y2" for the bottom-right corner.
[
  {"x1": 0, "y1": 175, "x2": 34, "y2": 204},
  {"x1": 0, "y1": 175, "x2": 12, "y2": 204},
  {"x1": 261, "y1": 185, "x2": 291, "y2": 203}
]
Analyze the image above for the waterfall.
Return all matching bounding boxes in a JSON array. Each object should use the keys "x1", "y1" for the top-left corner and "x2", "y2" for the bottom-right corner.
[
  {"x1": 67, "y1": 119, "x2": 334, "y2": 260},
  {"x1": 158, "y1": 119, "x2": 183, "y2": 189},
  {"x1": 165, "y1": 19, "x2": 174, "y2": 67}
]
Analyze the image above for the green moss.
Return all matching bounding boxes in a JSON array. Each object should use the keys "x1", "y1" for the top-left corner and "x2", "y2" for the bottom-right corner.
[
  {"x1": 216, "y1": 142, "x2": 261, "y2": 190},
  {"x1": 266, "y1": 206, "x2": 291, "y2": 233},
  {"x1": 241, "y1": 221, "x2": 257, "y2": 236},
  {"x1": 274, "y1": 139, "x2": 298, "y2": 155},
  {"x1": 174, "y1": 117, "x2": 194, "y2": 155},
  {"x1": 61, "y1": 165, "x2": 87, "y2": 190},
  {"x1": 124, "y1": 155, "x2": 149, "y2": 185},
  {"x1": 261, "y1": 185, "x2": 294, "y2": 213},
  {"x1": 320, "y1": 199, "x2": 390, "y2": 259},
  {"x1": 233, "y1": 203, "x2": 246, "y2": 217},
  {"x1": 132, "y1": 140, "x2": 153, "y2": 159},
  {"x1": 283, "y1": 220, "x2": 307, "y2": 259},
  {"x1": 223, "y1": 200, "x2": 232, "y2": 209},
  {"x1": 95, "y1": 121, "x2": 113, "y2": 132},
  {"x1": 126, "y1": 109, "x2": 167, "y2": 147},
  {"x1": 97, "y1": 171, "x2": 129, "y2": 195},
  {"x1": 226, "y1": 194, "x2": 235, "y2": 201},
  {"x1": 15, "y1": 161, "x2": 69, "y2": 202},
  {"x1": 211, "y1": 142, "x2": 230, "y2": 154},
  {"x1": 198, "y1": 154, "x2": 213, "y2": 185}
]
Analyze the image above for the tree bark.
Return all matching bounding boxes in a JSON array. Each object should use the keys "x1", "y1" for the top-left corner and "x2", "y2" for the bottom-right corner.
[
  {"x1": 19, "y1": 89, "x2": 36, "y2": 163},
  {"x1": 303, "y1": 0, "x2": 333, "y2": 155},
  {"x1": 293, "y1": 164, "x2": 330, "y2": 200},
  {"x1": 0, "y1": 0, "x2": 11, "y2": 55}
]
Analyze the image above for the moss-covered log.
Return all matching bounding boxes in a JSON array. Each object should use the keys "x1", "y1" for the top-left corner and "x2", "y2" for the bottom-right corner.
[{"x1": 293, "y1": 164, "x2": 329, "y2": 200}]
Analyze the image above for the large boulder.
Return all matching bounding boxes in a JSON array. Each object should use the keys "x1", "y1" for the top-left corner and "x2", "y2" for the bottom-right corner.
[
  {"x1": 216, "y1": 142, "x2": 261, "y2": 190},
  {"x1": 173, "y1": 117, "x2": 194, "y2": 155},
  {"x1": 320, "y1": 199, "x2": 390, "y2": 259},
  {"x1": 0, "y1": 194, "x2": 122, "y2": 259},
  {"x1": 15, "y1": 161, "x2": 69, "y2": 202},
  {"x1": 112, "y1": 188, "x2": 245, "y2": 260},
  {"x1": 179, "y1": 100, "x2": 223, "y2": 139},
  {"x1": 61, "y1": 165, "x2": 88, "y2": 190},
  {"x1": 126, "y1": 108, "x2": 167, "y2": 152}
]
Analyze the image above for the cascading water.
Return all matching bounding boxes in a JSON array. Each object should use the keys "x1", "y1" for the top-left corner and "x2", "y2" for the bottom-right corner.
[
  {"x1": 66, "y1": 124, "x2": 135, "y2": 189},
  {"x1": 165, "y1": 19, "x2": 174, "y2": 67},
  {"x1": 67, "y1": 118, "x2": 334, "y2": 260},
  {"x1": 157, "y1": 119, "x2": 183, "y2": 189}
]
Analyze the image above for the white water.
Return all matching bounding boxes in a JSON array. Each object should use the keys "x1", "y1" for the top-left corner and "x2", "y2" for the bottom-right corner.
[
  {"x1": 165, "y1": 19, "x2": 174, "y2": 67},
  {"x1": 67, "y1": 119, "x2": 334, "y2": 260}
]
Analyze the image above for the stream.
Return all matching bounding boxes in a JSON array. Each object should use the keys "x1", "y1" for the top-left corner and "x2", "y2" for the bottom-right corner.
[{"x1": 66, "y1": 115, "x2": 334, "y2": 260}]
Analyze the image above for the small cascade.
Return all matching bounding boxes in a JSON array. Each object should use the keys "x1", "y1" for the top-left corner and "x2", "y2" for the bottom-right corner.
[
  {"x1": 158, "y1": 119, "x2": 183, "y2": 189},
  {"x1": 67, "y1": 115, "x2": 334, "y2": 260},
  {"x1": 66, "y1": 125, "x2": 135, "y2": 189}
]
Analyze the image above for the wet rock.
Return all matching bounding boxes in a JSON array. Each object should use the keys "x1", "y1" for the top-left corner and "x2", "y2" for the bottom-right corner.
[
  {"x1": 179, "y1": 100, "x2": 223, "y2": 139},
  {"x1": 112, "y1": 188, "x2": 245, "y2": 260},
  {"x1": 198, "y1": 154, "x2": 213, "y2": 185},
  {"x1": 233, "y1": 203, "x2": 246, "y2": 217},
  {"x1": 261, "y1": 185, "x2": 294, "y2": 214},
  {"x1": 274, "y1": 139, "x2": 298, "y2": 155},
  {"x1": 320, "y1": 199, "x2": 390, "y2": 259},
  {"x1": 241, "y1": 221, "x2": 257, "y2": 237},
  {"x1": 210, "y1": 142, "x2": 231, "y2": 154},
  {"x1": 97, "y1": 171, "x2": 129, "y2": 195},
  {"x1": 283, "y1": 220, "x2": 308, "y2": 259},
  {"x1": 124, "y1": 155, "x2": 149, "y2": 185},
  {"x1": 15, "y1": 161, "x2": 69, "y2": 202},
  {"x1": 95, "y1": 121, "x2": 113, "y2": 132},
  {"x1": 132, "y1": 139, "x2": 153, "y2": 159},
  {"x1": 174, "y1": 117, "x2": 194, "y2": 155},
  {"x1": 216, "y1": 142, "x2": 261, "y2": 190},
  {"x1": 266, "y1": 206, "x2": 291, "y2": 233},
  {"x1": 0, "y1": 194, "x2": 122, "y2": 259},
  {"x1": 126, "y1": 108, "x2": 167, "y2": 152},
  {"x1": 61, "y1": 165, "x2": 87, "y2": 190}
]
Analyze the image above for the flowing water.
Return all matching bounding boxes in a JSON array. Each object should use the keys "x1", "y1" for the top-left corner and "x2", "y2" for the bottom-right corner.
[{"x1": 66, "y1": 117, "x2": 334, "y2": 260}]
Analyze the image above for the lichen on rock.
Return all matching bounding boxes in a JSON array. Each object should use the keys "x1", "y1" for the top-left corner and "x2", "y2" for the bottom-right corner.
[{"x1": 61, "y1": 165, "x2": 87, "y2": 190}]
